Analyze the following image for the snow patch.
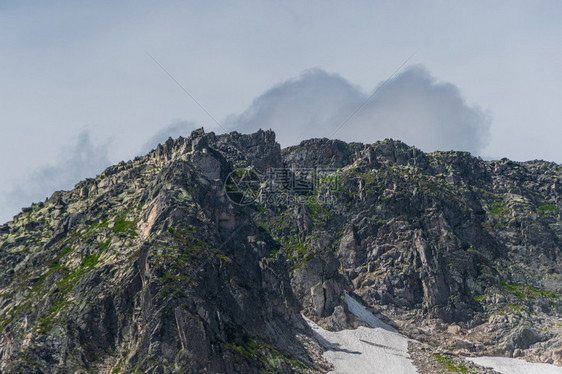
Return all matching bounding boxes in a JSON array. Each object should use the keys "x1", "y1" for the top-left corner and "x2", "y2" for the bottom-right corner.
[
  {"x1": 302, "y1": 293, "x2": 417, "y2": 373},
  {"x1": 344, "y1": 291, "x2": 396, "y2": 332},
  {"x1": 304, "y1": 292, "x2": 562, "y2": 373},
  {"x1": 467, "y1": 356, "x2": 562, "y2": 374}
]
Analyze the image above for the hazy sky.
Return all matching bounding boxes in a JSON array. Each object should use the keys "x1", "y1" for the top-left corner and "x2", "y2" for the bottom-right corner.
[{"x1": 1, "y1": 1, "x2": 562, "y2": 223}]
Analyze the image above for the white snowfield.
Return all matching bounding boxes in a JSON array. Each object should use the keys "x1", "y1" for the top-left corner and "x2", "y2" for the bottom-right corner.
[
  {"x1": 303, "y1": 292, "x2": 418, "y2": 374},
  {"x1": 305, "y1": 292, "x2": 562, "y2": 374},
  {"x1": 467, "y1": 356, "x2": 562, "y2": 374}
]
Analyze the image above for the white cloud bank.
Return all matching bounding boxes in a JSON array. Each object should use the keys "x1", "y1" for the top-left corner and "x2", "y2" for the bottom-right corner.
[
  {"x1": 228, "y1": 65, "x2": 491, "y2": 154},
  {"x1": 0, "y1": 132, "x2": 111, "y2": 223}
]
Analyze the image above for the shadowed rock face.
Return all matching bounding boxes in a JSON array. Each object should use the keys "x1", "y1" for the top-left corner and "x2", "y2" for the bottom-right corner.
[
  {"x1": 0, "y1": 130, "x2": 322, "y2": 374},
  {"x1": 1, "y1": 128, "x2": 562, "y2": 372}
]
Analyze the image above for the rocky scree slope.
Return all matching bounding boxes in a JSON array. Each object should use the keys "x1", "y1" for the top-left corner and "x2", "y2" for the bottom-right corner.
[{"x1": 1, "y1": 128, "x2": 562, "y2": 372}]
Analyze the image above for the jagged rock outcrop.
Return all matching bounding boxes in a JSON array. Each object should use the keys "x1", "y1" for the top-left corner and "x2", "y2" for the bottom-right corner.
[
  {"x1": 0, "y1": 130, "x2": 325, "y2": 373},
  {"x1": 1, "y1": 128, "x2": 562, "y2": 372}
]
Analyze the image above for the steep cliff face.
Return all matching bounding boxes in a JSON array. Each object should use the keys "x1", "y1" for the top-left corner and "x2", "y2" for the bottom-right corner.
[
  {"x1": 0, "y1": 130, "x2": 325, "y2": 373},
  {"x1": 1, "y1": 129, "x2": 561, "y2": 372},
  {"x1": 273, "y1": 137, "x2": 562, "y2": 364}
]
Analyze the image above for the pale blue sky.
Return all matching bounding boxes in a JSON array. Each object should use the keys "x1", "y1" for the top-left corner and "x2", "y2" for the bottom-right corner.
[{"x1": 1, "y1": 1, "x2": 562, "y2": 223}]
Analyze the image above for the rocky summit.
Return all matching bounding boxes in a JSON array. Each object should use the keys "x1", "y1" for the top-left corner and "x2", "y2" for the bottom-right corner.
[{"x1": 1, "y1": 128, "x2": 562, "y2": 373}]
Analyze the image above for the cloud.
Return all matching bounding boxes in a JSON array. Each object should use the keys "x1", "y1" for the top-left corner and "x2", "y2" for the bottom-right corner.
[
  {"x1": 139, "y1": 120, "x2": 197, "y2": 155},
  {"x1": 225, "y1": 69, "x2": 364, "y2": 147},
  {"x1": 0, "y1": 132, "x2": 111, "y2": 223},
  {"x1": 228, "y1": 65, "x2": 491, "y2": 154},
  {"x1": 0, "y1": 121, "x2": 198, "y2": 223}
]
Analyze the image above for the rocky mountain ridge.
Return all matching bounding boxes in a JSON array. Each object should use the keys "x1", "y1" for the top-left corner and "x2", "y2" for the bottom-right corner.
[{"x1": 1, "y1": 128, "x2": 561, "y2": 373}]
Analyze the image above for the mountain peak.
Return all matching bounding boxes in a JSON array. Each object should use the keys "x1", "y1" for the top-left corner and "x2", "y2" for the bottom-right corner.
[{"x1": 1, "y1": 130, "x2": 562, "y2": 372}]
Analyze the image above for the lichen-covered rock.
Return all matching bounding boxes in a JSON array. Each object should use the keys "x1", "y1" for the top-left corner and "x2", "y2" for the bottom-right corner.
[{"x1": 0, "y1": 130, "x2": 324, "y2": 373}]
